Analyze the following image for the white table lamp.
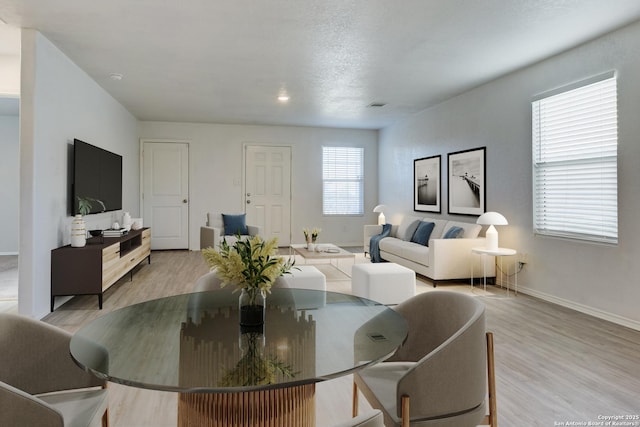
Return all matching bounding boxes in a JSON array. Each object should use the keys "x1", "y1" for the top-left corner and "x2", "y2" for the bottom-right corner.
[
  {"x1": 373, "y1": 205, "x2": 387, "y2": 225},
  {"x1": 476, "y1": 212, "x2": 508, "y2": 251}
]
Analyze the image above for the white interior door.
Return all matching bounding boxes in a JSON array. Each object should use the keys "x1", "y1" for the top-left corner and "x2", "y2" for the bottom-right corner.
[
  {"x1": 142, "y1": 141, "x2": 189, "y2": 250},
  {"x1": 244, "y1": 145, "x2": 291, "y2": 246}
]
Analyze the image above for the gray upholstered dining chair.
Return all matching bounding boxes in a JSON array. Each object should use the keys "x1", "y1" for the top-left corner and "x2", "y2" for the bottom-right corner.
[
  {"x1": 353, "y1": 291, "x2": 497, "y2": 427},
  {"x1": 0, "y1": 313, "x2": 109, "y2": 427}
]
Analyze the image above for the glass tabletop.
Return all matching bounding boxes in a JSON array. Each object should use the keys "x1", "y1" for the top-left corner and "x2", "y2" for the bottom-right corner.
[{"x1": 70, "y1": 288, "x2": 408, "y2": 393}]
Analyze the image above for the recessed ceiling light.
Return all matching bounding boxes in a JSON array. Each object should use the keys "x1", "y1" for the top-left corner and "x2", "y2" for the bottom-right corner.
[
  {"x1": 109, "y1": 73, "x2": 123, "y2": 81},
  {"x1": 278, "y1": 94, "x2": 290, "y2": 102}
]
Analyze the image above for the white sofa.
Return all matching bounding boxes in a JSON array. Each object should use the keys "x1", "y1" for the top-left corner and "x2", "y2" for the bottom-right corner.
[{"x1": 364, "y1": 215, "x2": 495, "y2": 285}]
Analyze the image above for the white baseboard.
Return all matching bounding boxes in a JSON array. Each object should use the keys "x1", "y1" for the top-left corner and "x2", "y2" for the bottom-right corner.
[
  {"x1": 518, "y1": 285, "x2": 640, "y2": 331},
  {"x1": 0, "y1": 252, "x2": 19, "y2": 256}
]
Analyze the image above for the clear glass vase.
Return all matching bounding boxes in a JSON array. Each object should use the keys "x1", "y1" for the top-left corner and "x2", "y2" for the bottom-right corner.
[{"x1": 239, "y1": 288, "x2": 266, "y2": 326}]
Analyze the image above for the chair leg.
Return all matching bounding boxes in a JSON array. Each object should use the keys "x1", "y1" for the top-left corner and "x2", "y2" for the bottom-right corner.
[
  {"x1": 401, "y1": 395, "x2": 410, "y2": 427},
  {"x1": 481, "y1": 332, "x2": 497, "y2": 427},
  {"x1": 102, "y1": 383, "x2": 109, "y2": 427},
  {"x1": 352, "y1": 381, "x2": 359, "y2": 417}
]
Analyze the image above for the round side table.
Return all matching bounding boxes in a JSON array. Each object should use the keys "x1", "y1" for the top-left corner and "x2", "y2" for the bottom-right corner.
[{"x1": 471, "y1": 247, "x2": 518, "y2": 296}]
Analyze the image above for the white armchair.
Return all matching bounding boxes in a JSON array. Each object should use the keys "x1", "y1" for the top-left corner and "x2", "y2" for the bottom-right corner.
[{"x1": 200, "y1": 212, "x2": 262, "y2": 250}]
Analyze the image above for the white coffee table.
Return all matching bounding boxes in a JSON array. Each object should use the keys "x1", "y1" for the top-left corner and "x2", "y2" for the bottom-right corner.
[{"x1": 290, "y1": 244, "x2": 356, "y2": 275}]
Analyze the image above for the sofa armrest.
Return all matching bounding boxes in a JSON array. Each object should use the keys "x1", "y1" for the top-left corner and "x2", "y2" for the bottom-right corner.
[
  {"x1": 396, "y1": 312, "x2": 486, "y2": 418},
  {"x1": 0, "y1": 381, "x2": 64, "y2": 427},
  {"x1": 428, "y1": 238, "x2": 495, "y2": 280},
  {"x1": 247, "y1": 225, "x2": 262, "y2": 236},
  {"x1": 363, "y1": 225, "x2": 384, "y2": 254},
  {"x1": 200, "y1": 226, "x2": 221, "y2": 250}
]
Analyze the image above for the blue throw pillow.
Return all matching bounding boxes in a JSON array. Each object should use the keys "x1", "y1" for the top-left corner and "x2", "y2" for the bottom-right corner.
[
  {"x1": 443, "y1": 226, "x2": 464, "y2": 239},
  {"x1": 410, "y1": 221, "x2": 435, "y2": 246},
  {"x1": 222, "y1": 213, "x2": 248, "y2": 235}
]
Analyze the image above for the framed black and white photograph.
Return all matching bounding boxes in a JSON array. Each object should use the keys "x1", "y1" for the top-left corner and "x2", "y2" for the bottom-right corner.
[
  {"x1": 414, "y1": 155, "x2": 441, "y2": 213},
  {"x1": 447, "y1": 147, "x2": 486, "y2": 216}
]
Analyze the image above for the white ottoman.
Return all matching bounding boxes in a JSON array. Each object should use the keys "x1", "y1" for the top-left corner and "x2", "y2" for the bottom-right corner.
[
  {"x1": 277, "y1": 265, "x2": 326, "y2": 308},
  {"x1": 351, "y1": 263, "x2": 416, "y2": 305}
]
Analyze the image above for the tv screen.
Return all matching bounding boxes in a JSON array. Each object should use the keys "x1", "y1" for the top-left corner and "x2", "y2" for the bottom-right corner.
[{"x1": 72, "y1": 139, "x2": 123, "y2": 215}]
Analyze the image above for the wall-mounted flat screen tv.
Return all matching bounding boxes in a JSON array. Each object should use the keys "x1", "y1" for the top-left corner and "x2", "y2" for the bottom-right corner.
[{"x1": 72, "y1": 139, "x2": 123, "y2": 215}]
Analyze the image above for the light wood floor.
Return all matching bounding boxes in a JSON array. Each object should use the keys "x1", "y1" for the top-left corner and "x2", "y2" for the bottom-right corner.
[{"x1": 43, "y1": 250, "x2": 640, "y2": 426}]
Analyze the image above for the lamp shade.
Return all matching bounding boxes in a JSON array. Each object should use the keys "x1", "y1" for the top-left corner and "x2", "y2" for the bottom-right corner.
[
  {"x1": 476, "y1": 212, "x2": 507, "y2": 250},
  {"x1": 373, "y1": 205, "x2": 386, "y2": 225},
  {"x1": 476, "y1": 211, "x2": 508, "y2": 226}
]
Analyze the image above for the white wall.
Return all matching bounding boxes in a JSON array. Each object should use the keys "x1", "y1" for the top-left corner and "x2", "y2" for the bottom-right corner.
[
  {"x1": 0, "y1": 54, "x2": 20, "y2": 96},
  {"x1": 379, "y1": 21, "x2": 640, "y2": 329},
  {"x1": 0, "y1": 114, "x2": 19, "y2": 254},
  {"x1": 138, "y1": 122, "x2": 379, "y2": 250},
  {"x1": 19, "y1": 30, "x2": 139, "y2": 318}
]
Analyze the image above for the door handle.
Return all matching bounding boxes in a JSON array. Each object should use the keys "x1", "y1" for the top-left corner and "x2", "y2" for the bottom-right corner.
[
  {"x1": 246, "y1": 200, "x2": 251, "y2": 204},
  {"x1": 183, "y1": 199, "x2": 188, "y2": 203},
  {"x1": 246, "y1": 193, "x2": 251, "y2": 197}
]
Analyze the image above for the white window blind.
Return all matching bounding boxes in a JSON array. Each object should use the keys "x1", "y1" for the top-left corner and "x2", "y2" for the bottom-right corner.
[
  {"x1": 322, "y1": 146, "x2": 364, "y2": 215},
  {"x1": 532, "y1": 74, "x2": 618, "y2": 244}
]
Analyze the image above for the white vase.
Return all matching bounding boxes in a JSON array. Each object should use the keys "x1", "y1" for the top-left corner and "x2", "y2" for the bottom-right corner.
[
  {"x1": 122, "y1": 212, "x2": 132, "y2": 230},
  {"x1": 70, "y1": 215, "x2": 87, "y2": 247}
]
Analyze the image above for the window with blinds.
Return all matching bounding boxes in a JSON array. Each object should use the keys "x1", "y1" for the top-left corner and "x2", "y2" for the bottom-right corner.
[
  {"x1": 532, "y1": 73, "x2": 618, "y2": 244},
  {"x1": 322, "y1": 146, "x2": 364, "y2": 215}
]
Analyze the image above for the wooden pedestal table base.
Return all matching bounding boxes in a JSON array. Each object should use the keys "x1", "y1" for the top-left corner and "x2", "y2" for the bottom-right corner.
[{"x1": 178, "y1": 383, "x2": 316, "y2": 427}]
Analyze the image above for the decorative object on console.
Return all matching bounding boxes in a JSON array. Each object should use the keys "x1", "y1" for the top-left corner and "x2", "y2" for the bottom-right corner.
[
  {"x1": 414, "y1": 155, "x2": 441, "y2": 213},
  {"x1": 73, "y1": 196, "x2": 106, "y2": 247},
  {"x1": 122, "y1": 212, "x2": 132, "y2": 231},
  {"x1": 131, "y1": 218, "x2": 143, "y2": 230},
  {"x1": 373, "y1": 205, "x2": 387, "y2": 225},
  {"x1": 70, "y1": 215, "x2": 87, "y2": 248},
  {"x1": 103, "y1": 228, "x2": 127, "y2": 237},
  {"x1": 476, "y1": 211, "x2": 508, "y2": 251},
  {"x1": 448, "y1": 147, "x2": 486, "y2": 216},
  {"x1": 202, "y1": 235, "x2": 294, "y2": 326}
]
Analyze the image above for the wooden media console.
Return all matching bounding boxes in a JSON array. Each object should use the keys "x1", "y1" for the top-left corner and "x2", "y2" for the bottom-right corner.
[{"x1": 51, "y1": 228, "x2": 151, "y2": 310}]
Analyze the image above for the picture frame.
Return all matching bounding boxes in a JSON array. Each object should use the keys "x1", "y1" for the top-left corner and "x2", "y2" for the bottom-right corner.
[
  {"x1": 414, "y1": 155, "x2": 441, "y2": 213},
  {"x1": 447, "y1": 147, "x2": 486, "y2": 216}
]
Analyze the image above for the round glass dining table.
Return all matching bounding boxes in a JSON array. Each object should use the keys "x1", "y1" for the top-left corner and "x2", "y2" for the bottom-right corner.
[{"x1": 70, "y1": 288, "x2": 408, "y2": 426}]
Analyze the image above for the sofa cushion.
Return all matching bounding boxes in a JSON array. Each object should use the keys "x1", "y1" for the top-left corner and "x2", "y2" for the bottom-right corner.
[
  {"x1": 443, "y1": 226, "x2": 464, "y2": 239},
  {"x1": 410, "y1": 221, "x2": 435, "y2": 246},
  {"x1": 378, "y1": 237, "x2": 407, "y2": 254},
  {"x1": 402, "y1": 242, "x2": 430, "y2": 266},
  {"x1": 222, "y1": 213, "x2": 248, "y2": 235},
  {"x1": 444, "y1": 220, "x2": 481, "y2": 239},
  {"x1": 426, "y1": 218, "x2": 449, "y2": 239},
  {"x1": 396, "y1": 216, "x2": 422, "y2": 241}
]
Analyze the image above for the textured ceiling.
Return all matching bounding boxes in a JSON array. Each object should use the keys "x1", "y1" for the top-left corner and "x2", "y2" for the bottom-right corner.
[{"x1": 1, "y1": 1, "x2": 640, "y2": 129}]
